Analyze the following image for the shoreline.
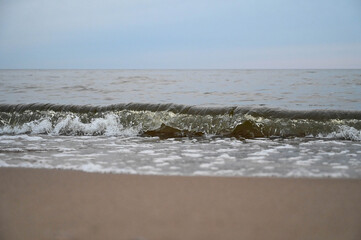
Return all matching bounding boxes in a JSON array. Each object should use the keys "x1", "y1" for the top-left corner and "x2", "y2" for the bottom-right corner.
[{"x1": 1, "y1": 168, "x2": 361, "y2": 240}]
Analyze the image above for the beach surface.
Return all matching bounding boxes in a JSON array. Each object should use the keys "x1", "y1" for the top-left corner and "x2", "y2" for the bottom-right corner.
[{"x1": 1, "y1": 168, "x2": 360, "y2": 240}]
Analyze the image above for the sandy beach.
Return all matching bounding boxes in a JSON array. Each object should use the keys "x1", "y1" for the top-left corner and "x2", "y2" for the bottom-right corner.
[{"x1": 0, "y1": 168, "x2": 360, "y2": 240}]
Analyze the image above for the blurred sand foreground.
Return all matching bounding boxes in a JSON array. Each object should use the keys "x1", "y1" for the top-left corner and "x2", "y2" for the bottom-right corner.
[{"x1": 0, "y1": 168, "x2": 360, "y2": 240}]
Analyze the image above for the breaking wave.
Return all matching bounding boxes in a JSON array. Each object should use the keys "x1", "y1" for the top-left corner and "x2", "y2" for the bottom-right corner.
[{"x1": 0, "y1": 103, "x2": 361, "y2": 140}]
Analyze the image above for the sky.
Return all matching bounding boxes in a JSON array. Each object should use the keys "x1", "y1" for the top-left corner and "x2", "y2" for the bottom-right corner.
[{"x1": 0, "y1": 0, "x2": 360, "y2": 69}]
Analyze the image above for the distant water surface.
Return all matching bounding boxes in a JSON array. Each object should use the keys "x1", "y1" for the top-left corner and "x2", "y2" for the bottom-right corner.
[{"x1": 1, "y1": 69, "x2": 360, "y2": 109}]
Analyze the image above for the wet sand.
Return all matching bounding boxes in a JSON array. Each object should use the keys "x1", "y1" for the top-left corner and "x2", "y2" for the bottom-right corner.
[{"x1": 0, "y1": 168, "x2": 360, "y2": 240}]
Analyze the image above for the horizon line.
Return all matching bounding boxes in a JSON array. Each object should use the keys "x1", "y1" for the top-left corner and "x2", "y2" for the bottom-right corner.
[{"x1": 1, "y1": 68, "x2": 361, "y2": 71}]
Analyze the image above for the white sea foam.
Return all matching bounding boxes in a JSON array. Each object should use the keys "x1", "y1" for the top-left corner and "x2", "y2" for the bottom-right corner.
[
  {"x1": 0, "y1": 135, "x2": 44, "y2": 141},
  {"x1": 249, "y1": 149, "x2": 278, "y2": 156},
  {"x1": 0, "y1": 114, "x2": 140, "y2": 136},
  {"x1": 0, "y1": 127, "x2": 360, "y2": 178},
  {"x1": 263, "y1": 166, "x2": 275, "y2": 170},
  {"x1": 324, "y1": 126, "x2": 361, "y2": 141},
  {"x1": 78, "y1": 163, "x2": 104, "y2": 172},
  {"x1": 215, "y1": 170, "x2": 236, "y2": 175},
  {"x1": 139, "y1": 150, "x2": 162, "y2": 156},
  {"x1": 216, "y1": 148, "x2": 237, "y2": 153},
  {"x1": 275, "y1": 144, "x2": 295, "y2": 149},
  {"x1": 199, "y1": 163, "x2": 213, "y2": 169},
  {"x1": 1, "y1": 148, "x2": 24, "y2": 152},
  {"x1": 0, "y1": 139, "x2": 16, "y2": 144},
  {"x1": 138, "y1": 166, "x2": 159, "y2": 171},
  {"x1": 296, "y1": 160, "x2": 316, "y2": 166},
  {"x1": 193, "y1": 171, "x2": 211, "y2": 175},
  {"x1": 154, "y1": 158, "x2": 166, "y2": 163},
  {"x1": 218, "y1": 153, "x2": 235, "y2": 160},
  {"x1": 156, "y1": 162, "x2": 169, "y2": 167},
  {"x1": 243, "y1": 156, "x2": 266, "y2": 161},
  {"x1": 182, "y1": 153, "x2": 203, "y2": 158},
  {"x1": 183, "y1": 149, "x2": 202, "y2": 153},
  {"x1": 332, "y1": 165, "x2": 349, "y2": 169},
  {"x1": 286, "y1": 168, "x2": 347, "y2": 178},
  {"x1": 251, "y1": 172, "x2": 283, "y2": 177},
  {"x1": 111, "y1": 149, "x2": 132, "y2": 153},
  {"x1": 52, "y1": 153, "x2": 76, "y2": 157},
  {"x1": 0, "y1": 160, "x2": 10, "y2": 167}
]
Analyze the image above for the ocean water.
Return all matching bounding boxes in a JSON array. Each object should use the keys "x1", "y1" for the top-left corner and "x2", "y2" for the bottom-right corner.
[{"x1": 0, "y1": 69, "x2": 360, "y2": 178}]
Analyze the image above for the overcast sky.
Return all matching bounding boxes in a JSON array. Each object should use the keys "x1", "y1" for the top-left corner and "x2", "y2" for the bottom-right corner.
[{"x1": 0, "y1": 0, "x2": 360, "y2": 69}]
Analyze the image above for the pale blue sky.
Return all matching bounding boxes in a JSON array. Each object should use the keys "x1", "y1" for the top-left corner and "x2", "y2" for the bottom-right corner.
[{"x1": 0, "y1": 0, "x2": 360, "y2": 69}]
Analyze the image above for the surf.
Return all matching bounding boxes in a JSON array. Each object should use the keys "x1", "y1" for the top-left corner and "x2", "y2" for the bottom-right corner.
[{"x1": 0, "y1": 103, "x2": 360, "y2": 140}]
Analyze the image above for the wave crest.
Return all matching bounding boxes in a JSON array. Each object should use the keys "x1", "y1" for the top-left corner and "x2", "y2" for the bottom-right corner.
[{"x1": 1, "y1": 103, "x2": 361, "y2": 140}]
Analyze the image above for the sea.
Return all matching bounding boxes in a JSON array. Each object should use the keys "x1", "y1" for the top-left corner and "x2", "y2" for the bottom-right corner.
[{"x1": 0, "y1": 69, "x2": 360, "y2": 178}]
